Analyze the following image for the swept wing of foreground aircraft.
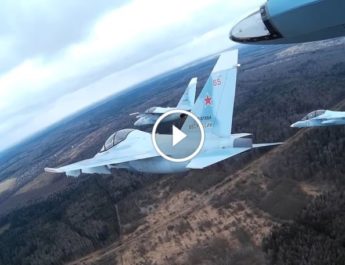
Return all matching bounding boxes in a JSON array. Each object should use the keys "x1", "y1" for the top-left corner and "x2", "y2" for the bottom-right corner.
[
  {"x1": 291, "y1": 110, "x2": 345, "y2": 128},
  {"x1": 45, "y1": 50, "x2": 282, "y2": 177},
  {"x1": 230, "y1": 0, "x2": 345, "y2": 45},
  {"x1": 131, "y1": 78, "x2": 197, "y2": 126}
]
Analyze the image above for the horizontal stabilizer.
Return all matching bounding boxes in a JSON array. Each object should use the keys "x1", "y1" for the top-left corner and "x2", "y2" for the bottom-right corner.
[
  {"x1": 187, "y1": 148, "x2": 250, "y2": 169},
  {"x1": 253, "y1": 142, "x2": 283, "y2": 148},
  {"x1": 233, "y1": 133, "x2": 252, "y2": 138}
]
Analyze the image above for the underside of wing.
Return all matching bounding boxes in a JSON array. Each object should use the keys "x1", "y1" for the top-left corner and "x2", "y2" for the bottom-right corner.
[
  {"x1": 45, "y1": 150, "x2": 159, "y2": 177},
  {"x1": 321, "y1": 119, "x2": 337, "y2": 125},
  {"x1": 187, "y1": 148, "x2": 250, "y2": 169}
]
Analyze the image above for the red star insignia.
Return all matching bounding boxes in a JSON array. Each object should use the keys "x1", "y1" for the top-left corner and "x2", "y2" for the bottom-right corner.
[{"x1": 204, "y1": 96, "x2": 212, "y2": 105}]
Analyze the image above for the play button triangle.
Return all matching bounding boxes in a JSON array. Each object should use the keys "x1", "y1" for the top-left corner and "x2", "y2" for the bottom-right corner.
[{"x1": 172, "y1": 125, "x2": 187, "y2": 146}]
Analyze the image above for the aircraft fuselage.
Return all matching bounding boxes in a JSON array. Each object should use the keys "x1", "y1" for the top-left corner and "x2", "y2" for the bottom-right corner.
[
  {"x1": 291, "y1": 118, "x2": 345, "y2": 128},
  {"x1": 112, "y1": 134, "x2": 253, "y2": 174},
  {"x1": 291, "y1": 110, "x2": 345, "y2": 128}
]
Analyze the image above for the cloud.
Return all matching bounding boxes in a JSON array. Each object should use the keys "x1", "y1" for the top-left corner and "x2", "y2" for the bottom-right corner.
[
  {"x1": 0, "y1": 0, "x2": 263, "y2": 151},
  {"x1": 0, "y1": 0, "x2": 127, "y2": 71}
]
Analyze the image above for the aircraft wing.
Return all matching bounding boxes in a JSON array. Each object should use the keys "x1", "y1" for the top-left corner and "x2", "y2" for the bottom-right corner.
[
  {"x1": 45, "y1": 149, "x2": 159, "y2": 177},
  {"x1": 45, "y1": 131, "x2": 159, "y2": 177},
  {"x1": 252, "y1": 142, "x2": 283, "y2": 148},
  {"x1": 321, "y1": 119, "x2": 338, "y2": 125},
  {"x1": 187, "y1": 148, "x2": 250, "y2": 169}
]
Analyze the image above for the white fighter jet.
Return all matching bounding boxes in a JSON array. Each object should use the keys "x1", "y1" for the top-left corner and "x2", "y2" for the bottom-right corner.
[
  {"x1": 291, "y1": 110, "x2": 345, "y2": 128},
  {"x1": 45, "y1": 50, "x2": 281, "y2": 177},
  {"x1": 130, "y1": 78, "x2": 197, "y2": 126}
]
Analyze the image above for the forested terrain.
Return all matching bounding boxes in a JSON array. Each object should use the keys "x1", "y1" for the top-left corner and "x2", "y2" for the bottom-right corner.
[
  {"x1": 264, "y1": 191, "x2": 345, "y2": 265},
  {"x1": 0, "y1": 38, "x2": 345, "y2": 264}
]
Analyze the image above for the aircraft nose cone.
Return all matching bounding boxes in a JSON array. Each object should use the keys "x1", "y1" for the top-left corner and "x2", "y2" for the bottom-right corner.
[
  {"x1": 290, "y1": 122, "x2": 301, "y2": 128},
  {"x1": 230, "y1": 9, "x2": 270, "y2": 43}
]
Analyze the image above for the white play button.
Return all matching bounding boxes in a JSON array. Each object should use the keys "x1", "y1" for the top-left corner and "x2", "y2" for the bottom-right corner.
[
  {"x1": 172, "y1": 125, "x2": 187, "y2": 146},
  {"x1": 152, "y1": 109, "x2": 205, "y2": 163}
]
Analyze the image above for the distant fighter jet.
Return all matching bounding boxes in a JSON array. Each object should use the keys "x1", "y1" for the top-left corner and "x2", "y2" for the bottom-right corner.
[
  {"x1": 291, "y1": 110, "x2": 345, "y2": 128},
  {"x1": 45, "y1": 50, "x2": 281, "y2": 177},
  {"x1": 230, "y1": 0, "x2": 345, "y2": 45},
  {"x1": 130, "y1": 78, "x2": 197, "y2": 126}
]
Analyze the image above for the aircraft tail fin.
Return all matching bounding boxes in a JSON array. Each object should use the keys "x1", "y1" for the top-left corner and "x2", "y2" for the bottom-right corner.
[
  {"x1": 177, "y1": 77, "x2": 197, "y2": 110},
  {"x1": 181, "y1": 50, "x2": 239, "y2": 137}
]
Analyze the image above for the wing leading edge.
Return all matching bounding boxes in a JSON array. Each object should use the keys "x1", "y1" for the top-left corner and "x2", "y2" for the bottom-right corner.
[
  {"x1": 45, "y1": 150, "x2": 159, "y2": 177},
  {"x1": 45, "y1": 131, "x2": 159, "y2": 177}
]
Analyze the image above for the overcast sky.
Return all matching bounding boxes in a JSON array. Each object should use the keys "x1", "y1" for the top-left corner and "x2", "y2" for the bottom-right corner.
[{"x1": 0, "y1": 0, "x2": 263, "y2": 151}]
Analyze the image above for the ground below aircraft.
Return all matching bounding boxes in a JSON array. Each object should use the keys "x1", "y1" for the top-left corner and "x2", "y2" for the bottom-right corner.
[{"x1": 3, "y1": 40, "x2": 345, "y2": 265}]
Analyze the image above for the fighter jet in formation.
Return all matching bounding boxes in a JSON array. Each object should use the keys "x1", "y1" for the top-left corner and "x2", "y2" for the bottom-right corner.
[
  {"x1": 230, "y1": 0, "x2": 345, "y2": 45},
  {"x1": 45, "y1": 50, "x2": 281, "y2": 177},
  {"x1": 130, "y1": 78, "x2": 197, "y2": 126},
  {"x1": 291, "y1": 110, "x2": 345, "y2": 128}
]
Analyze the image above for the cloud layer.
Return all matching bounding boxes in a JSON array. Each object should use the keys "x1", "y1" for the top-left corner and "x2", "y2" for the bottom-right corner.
[{"x1": 0, "y1": 0, "x2": 263, "y2": 151}]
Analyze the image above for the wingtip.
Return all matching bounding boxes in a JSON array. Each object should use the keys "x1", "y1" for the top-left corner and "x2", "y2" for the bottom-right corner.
[
  {"x1": 44, "y1": 167, "x2": 61, "y2": 173},
  {"x1": 253, "y1": 142, "x2": 284, "y2": 149},
  {"x1": 272, "y1": 142, "x2": 284, "y2": 145}
]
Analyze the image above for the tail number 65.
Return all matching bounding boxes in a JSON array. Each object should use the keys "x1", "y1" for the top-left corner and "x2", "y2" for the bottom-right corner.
[{"x1": 212, "y1": 78, "x2": 222, "y2": 87}]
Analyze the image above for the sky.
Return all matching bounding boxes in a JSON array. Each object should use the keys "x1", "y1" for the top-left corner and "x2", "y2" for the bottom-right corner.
[{"x1": 0, "y1": 0, "x2": 263, "y2": 151}]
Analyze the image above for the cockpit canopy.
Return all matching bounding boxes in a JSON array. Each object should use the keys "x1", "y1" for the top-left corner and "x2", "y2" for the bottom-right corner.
[
  {"x1": 301, "y1": 110, "x2": 326, "y2": 121},
  {"x1": 100, "y1": 129, "x2": 135, "y2": 152}
]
